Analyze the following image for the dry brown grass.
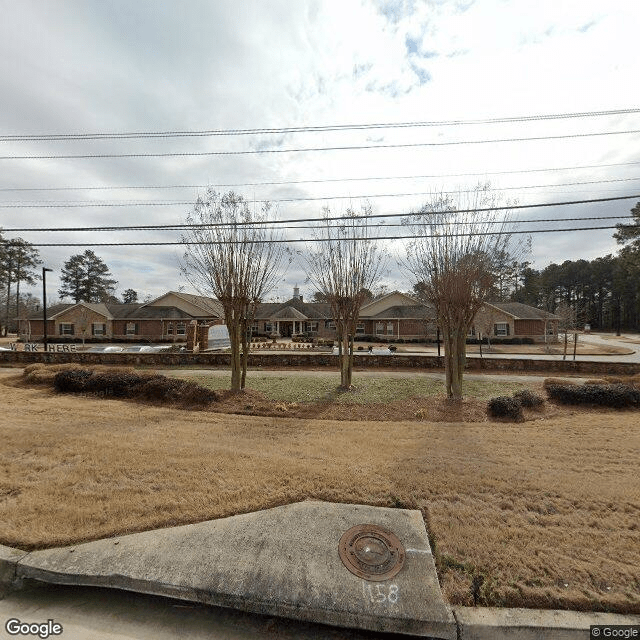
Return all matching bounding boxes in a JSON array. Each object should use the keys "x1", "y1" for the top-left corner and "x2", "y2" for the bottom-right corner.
[{"x1": 0, "y1": 370, "x2": 638, "y2": 614}]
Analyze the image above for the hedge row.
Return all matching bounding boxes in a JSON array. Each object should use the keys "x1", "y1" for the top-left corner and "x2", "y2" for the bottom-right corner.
[
  {"x1": 545, "y1": 383, "x2": 640, "y2": 408},
  {"x1": 53, "y1": 370, "x2": 218, "y2": 406}
]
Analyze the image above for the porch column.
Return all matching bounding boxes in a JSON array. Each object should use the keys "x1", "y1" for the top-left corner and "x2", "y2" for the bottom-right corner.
[{"x1": 276, "y1": 321, "x2": 280, "y2": 335}]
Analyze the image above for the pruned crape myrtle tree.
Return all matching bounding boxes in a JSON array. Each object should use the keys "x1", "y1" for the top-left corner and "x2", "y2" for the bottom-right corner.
[
  {"x1": 404, "y1": 186, "x2": 519, "y2": 400},
  {"x1": 306, "y1": 205, "x2": 387, "y2": 390},
  {"x1": 181, "y1": 190, "x2": 288, "y2": 392}
]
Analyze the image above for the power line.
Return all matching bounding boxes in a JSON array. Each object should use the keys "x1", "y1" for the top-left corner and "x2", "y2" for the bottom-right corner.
[
  {"x1": 1, "y1": 194, "x2": 638, "y2": 235},
  {"x1": 0, "y1": 225, "x2": 627, "y2": 247},
  {"x1": 2, "y1": 176, "x2": 639, "y2": 208},
  {"x1": 2, "y1": 107, "x2": 638, "y2": 142},
  {"x1": 3, "y1": 214, "x2": 634, "y2": 234},
  {"x1": 2, "y1": 129, "x2": 640, "y2": 160},
  {"x1": 4, "y1": 160, "x2": 640, "y2": 192}
]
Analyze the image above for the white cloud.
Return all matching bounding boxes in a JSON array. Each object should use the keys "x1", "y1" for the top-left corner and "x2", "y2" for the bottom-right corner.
[{"x1": 1, "y1": 0, "x2": 639, "y2": 301}]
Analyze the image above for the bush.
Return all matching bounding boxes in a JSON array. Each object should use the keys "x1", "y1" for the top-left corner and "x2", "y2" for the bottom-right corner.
[
  {"x1": 543, "y1": 377, "x2": 578, "y2": 390},
  {"x1": 137, "y1": 377, "x2": 218, "y2": 406},
  {"x1": 513, "y1": 389, "x2": 544, "y2": 409},
  {"x1": 53, "y1": 369, "x2": 94, "y2": 393},
  {"x1": 545, "y1": 383, "x2": 640, "y2": 409},
  {"x1": 53, "y1": 370, "x2": 218, "y2": 407},
  {"x1": 488, "y1": 396, "x2": 523, "y2": 421}
]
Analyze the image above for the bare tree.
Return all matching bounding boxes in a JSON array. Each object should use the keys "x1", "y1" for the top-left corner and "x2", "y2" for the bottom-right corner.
[
  {"x1": 555, "y1": 301, "x2": 577, "y2": 360},
  {"x1": 180, "y1": 191, "x2": 288, "y2": 391},
  {"x1": 305, "y1": 205, "x2": 387, "y2": 390},
  {"x1": 403, "y1": 186, "x2": 519, "y2": 400}
]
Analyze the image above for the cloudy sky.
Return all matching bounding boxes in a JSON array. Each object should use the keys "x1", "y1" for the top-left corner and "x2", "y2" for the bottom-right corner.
[{"x1": 1, "y1": 0, "x2": 639, "y2": 303}]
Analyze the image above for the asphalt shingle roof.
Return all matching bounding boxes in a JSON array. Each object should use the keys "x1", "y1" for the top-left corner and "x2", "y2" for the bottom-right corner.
[{"x1": 489, "y1": 302, "x2": 560, "y2": 320}]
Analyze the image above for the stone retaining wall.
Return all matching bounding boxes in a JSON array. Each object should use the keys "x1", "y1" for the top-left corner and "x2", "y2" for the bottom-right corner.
[{"x1": 1, "y1": 351, "x2": 639, "y2": 375}]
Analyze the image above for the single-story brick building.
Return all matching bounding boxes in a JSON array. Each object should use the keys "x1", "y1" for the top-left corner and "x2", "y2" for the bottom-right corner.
[{"x1": 20, "y1": 287, "x2": 558, "y2": 344}]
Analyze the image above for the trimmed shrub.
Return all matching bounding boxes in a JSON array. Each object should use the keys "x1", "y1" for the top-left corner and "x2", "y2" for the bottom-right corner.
[
  {"x1": 488, "y1": 396, "x2": 523, "y2": 421},
  {"x1": 137, "y1": 377, "x2": 218, "y2": 406},
  {"x1": 53, "y1": 369, "x2": 94, "y2": 393},
  {"x1": 513, "y1": 389, "x2": 544, "y2": 409},
  {"x1": 53, "y1": 370, "x2": 218, "y2": 407},
  {"x1": 546, "y1": 383, "x2": 640, "y2": 408},
  {"x1": 543, "y1": 377, "x2": 578, "y2": 390}
]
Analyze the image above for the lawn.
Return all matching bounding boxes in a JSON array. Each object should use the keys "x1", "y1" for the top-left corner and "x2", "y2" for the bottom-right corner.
[
  {"x1": 0, "y1": 368, "x2": 638, "y2": 614},
  {"x1": 179, "y1": 372, "x2": 527, "y2": 404}
]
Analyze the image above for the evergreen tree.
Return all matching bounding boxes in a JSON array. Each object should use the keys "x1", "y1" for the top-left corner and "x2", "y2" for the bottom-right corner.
[
  {"x1": 122, "y1": 288, "x2": 138, "y2": 303},
  {"x1": 0, "y1": 236, "x2": 41, "y2": 335},
  {"x1": 58, "y1": 250, "x2": 117, "y2": 303}
]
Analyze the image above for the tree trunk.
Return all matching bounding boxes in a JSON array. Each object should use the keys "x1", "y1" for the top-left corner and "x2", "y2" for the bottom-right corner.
[
  {"x1": 452, "y1": 329, "x2": 465, "y2": 400},
  {"x1": 339, "y1": 331, "x2": 351, "y2": 389},
  {"x1": 573, "y1": 332, "x2": 578, "y2": 361},
  {"x1": 563, "y1": 331, "x2": 568, "y2": 360},
  {"x1": 228, "y1": 320, "x2": 242, "y2": 391}
]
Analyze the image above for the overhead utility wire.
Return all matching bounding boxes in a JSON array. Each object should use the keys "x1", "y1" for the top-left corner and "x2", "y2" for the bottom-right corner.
[
  {"x1": 4, "y1": 214, "x2": 633, "y2": 234},
  {"x1": 1, "y1": 195, "x2": 638, "y2": 233},
  {"x1": 2, "y1": 129, "x2": 640, "y2": 160},
  {"x1": 2, "y1": 108, "x2": 638, "y2": 142},
  {"x1": 0, "y1": 226, "x2": 627, "y2": 247},
  {"x1": 4, "y1": 160, "x2": 640, "y2": 192},
  {"x1": 3, "y1": 176, "x2": 639, "y2": 208}
]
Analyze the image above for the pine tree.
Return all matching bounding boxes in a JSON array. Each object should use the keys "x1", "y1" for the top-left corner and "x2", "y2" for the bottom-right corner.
[{"x1": 58, "y1": 250, "x2": 117, "y2": 303}]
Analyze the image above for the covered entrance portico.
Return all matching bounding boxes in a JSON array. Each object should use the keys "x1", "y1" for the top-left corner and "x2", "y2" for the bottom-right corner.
[{"x1": 270, "y1": 306, "x2": 308, "y2": 337}]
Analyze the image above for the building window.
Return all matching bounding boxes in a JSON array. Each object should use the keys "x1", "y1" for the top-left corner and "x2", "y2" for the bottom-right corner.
[
  {"x1": 59, "y1": 323, "x2": 74, "y2": 335},
  {"x1": 166, "y1": 323, "x2": 174, "y2": 335},
  {"x1": 494, "y1": 322, "x2": 509, "y2": 336},
  {"x1": 467, "y1": 326, "x2": 475, "y2": 337},
  {"x1": 356, "y1": 323, "x2": 365, "y2": 334},
  {"x1": 306, "y1": 321, "x2": 319, "y2": 333},
  {"x1": 176, "y1": 322, "x2": 186, "y2": 336},
  {"x1": 250, "y1": 322, "x2": 259, "y2": 333},
  {"x1": 387, "y1": 322, "x2": 394, "y2": 335},
  {"x1": 327, "y1": 321, "x2": 336, "y2": 330},
  {"x1": 126, "y1": 322, "x2": 138, "y2": 336},
  {"x1": 92, "y1": 323, "x2": 106, "y2": 336},
  {"x1": 375, "y1": 322, "x2": 384, "y2": 335},
  {"x1": 265, "y1": 322, "x2": 273, "y2": 333}
]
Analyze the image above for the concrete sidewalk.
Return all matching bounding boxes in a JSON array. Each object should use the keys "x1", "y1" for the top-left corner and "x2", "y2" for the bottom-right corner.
[
  {"x1": 2, "y1": 502, "x2": 455, "y2": 639},
  {"x1": 1, "y1": 502, "x2": 638, "y2": 639}
]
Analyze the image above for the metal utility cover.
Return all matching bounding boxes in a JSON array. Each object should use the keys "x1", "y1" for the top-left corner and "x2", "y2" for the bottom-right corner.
[{"x1": 339, "y1": 523, "x2": 406, "y2": 581}]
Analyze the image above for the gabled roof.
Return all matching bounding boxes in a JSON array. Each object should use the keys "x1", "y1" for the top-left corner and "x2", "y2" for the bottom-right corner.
[
  {"x1": 255, "y1": 297, "x2": 331, "y2": 319},
  {"x1": 366, "y1": 304, "x2": 435, "y2": 320},
  {"x1": 143, "y1": 291, "x2": 223, "y2": 317},
  {"x1": 359, "y1": 290, "x2": 420, "y2": 314},
  {"x1": 269, "y1": 306, "x2": 308, "y2": 321},
  {"x1": 29, "y1": 302, "x2": 112, "y2": 320},
  {"x1": 28, "y1": 303, "x2": 73, "y2": 320},
  {"x1": 486, "y1": 302, "x2": 561, "y2": 321}
]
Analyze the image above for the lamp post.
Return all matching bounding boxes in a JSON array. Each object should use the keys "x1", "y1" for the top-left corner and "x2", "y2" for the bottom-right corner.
[{"x1": 42, "y1": 267, "x2": 52, "y2": 351}]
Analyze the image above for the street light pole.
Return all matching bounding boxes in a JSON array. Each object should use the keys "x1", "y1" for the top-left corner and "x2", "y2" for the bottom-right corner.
[{"x1": 42, "y1": 267, "x2": 53, "y2": 351}]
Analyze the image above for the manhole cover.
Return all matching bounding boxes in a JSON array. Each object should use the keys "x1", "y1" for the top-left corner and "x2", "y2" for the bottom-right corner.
[{"x1": 338, "y1": 524, "x2": 405, "y2": 581}]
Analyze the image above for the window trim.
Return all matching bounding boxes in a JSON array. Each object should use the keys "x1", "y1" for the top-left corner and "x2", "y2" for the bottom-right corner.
[
  {"x1": 495, "y1": 322, "x2": 509, "y2": 337},
  {"x1": 92, "y1": 322, "x2": 106, "y2": 336},
  {"x1": 59, "y1": 323, "x2": 74, "y2": 336}
]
